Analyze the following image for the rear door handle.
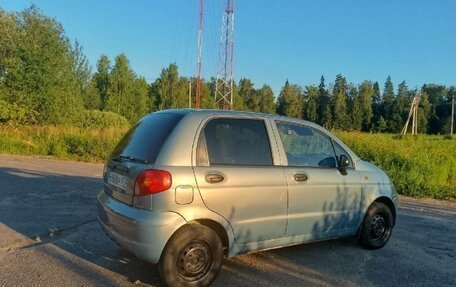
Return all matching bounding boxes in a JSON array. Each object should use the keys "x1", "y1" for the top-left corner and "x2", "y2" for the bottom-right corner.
[
  {"x1": 205, "y1": 173, "x2": 225, "y2": 184},
  {"x1": 294, "y1": 173, "x2": 308, "y2": 182}
]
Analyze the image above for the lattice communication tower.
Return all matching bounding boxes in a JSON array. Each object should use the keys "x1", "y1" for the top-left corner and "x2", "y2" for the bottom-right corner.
[{"x1": 215, "y1": 0, "x2": 235, "y2": 110}]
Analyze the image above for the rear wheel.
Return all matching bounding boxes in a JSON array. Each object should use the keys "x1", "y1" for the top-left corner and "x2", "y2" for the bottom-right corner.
[
  {"x1": 158, "y1": 224, "x2": 223, "y2": 287},
  {"x1": 359, "y1": 202, "x2": 393, "y2": 249}
]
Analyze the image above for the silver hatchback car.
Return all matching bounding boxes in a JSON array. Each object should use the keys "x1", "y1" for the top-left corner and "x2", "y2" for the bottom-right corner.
[{"x1": 97, "y1": 109, "x2": 397, "y2": 286}]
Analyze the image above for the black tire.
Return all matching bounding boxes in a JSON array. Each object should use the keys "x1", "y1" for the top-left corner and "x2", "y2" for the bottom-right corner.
[
  {"x1": 359, "y1": 202, "x2": 394, "y2": 250},
  {"x1": 158, "y1": 224, "x2": 223, "y2": 287}
]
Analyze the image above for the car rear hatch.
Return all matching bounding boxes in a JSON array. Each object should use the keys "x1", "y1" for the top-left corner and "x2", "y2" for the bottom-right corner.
[{"x1": 103, "y1": 112, "x2": 185, "y2": 206}]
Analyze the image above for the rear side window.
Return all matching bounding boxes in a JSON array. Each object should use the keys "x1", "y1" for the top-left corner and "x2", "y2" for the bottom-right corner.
[
  {"x1": 111, "y1": 113, "x2": 184, "y2": 163},
  {"x1": 197, "y1": 118, "x2": 273, "y2": 166},
  {"x1": 276, "y1": 121, "x2": 337, "y2": 168}
]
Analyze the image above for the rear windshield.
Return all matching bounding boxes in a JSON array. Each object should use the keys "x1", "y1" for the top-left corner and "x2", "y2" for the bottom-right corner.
[{"x1": 110, "y1": 112, "x2": 185, "y2": 163}]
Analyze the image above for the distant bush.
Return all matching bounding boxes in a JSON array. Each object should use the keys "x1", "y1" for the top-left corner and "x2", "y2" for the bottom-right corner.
[
  {"x1": 74, "y1": 110, "x2": 130, "y2": 129},
  {"x1": 0, "y1": 100, "x2": 38, "y2": 125},
  {"x1": 63, "y1": 135, "x2": 94, "y2": 156}
]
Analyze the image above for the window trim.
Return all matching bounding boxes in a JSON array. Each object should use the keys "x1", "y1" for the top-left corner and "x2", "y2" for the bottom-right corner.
[{"x1": 196, "y1": 117, "x2": 275, "y2": 167}]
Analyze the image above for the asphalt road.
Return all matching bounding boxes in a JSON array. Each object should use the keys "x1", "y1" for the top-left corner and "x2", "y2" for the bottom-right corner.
[{"x1": 0, "y1": 154, "x2": 455, "y2": 287}]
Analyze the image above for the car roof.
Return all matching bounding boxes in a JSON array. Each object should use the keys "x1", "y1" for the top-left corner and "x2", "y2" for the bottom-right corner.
[{"x1": 154, "y1": 108, "x2": 318, "y2": 126}]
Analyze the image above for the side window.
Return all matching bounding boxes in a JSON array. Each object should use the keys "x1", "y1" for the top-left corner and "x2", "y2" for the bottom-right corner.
[
  {"x1": 333, "y1": 141, "x2": 353, "y2": 168},
  {"x1": 197, "y1": 118, "x2": 273, "y2": 166},
  {"x1": 276, "y1": 122, "x2": 337, "y2": 168}
]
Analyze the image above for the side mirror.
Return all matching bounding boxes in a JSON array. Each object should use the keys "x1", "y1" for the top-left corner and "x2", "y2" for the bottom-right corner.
[{"x1": 338, "y1": 155, "x2": 350, "y2": 175}]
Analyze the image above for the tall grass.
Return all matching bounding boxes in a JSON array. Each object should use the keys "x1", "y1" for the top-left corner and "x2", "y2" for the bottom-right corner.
[
  {"x1": 0, "y1": 125, "x2": 454, "y2": 200},
  {"x1": 337, "y1": 132, "x2": 456, "y2": 201},
  {"x1": 0, "y1": 125, "x2": 127, "y2": 163}
]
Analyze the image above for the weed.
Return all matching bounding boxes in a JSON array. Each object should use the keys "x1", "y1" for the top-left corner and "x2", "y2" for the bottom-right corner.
[{"x1": 337, "y1": 132, "x2": 456, "y2": 201}]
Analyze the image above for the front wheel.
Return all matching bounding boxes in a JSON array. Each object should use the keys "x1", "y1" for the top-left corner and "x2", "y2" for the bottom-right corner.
[
  {"x1": 359, "y1": 202, "x2": 394, "y2": 249},
  {"x1": 158, "y1": 224, "x2": 223, "y2": 287}
]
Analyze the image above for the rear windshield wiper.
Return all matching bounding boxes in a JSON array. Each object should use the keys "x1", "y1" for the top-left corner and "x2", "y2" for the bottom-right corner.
[{"x1": 111, "y1": 155, "x2": 149, "y2": 164}]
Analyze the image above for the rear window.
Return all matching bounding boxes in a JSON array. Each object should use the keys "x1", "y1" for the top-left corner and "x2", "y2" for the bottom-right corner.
[{"x1": 110, "y1": 113, "x2": 184, "y2": 163}]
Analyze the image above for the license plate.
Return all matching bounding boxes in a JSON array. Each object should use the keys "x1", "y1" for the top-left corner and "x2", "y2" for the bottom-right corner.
[{"x1": 108, "y1": 172, "x2": 127, "y2": 191}]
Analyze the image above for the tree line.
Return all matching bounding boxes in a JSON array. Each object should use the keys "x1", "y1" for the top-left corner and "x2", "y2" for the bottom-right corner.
[{"x1": 1, "y1": 6, "x2": 454, "y2": 134}]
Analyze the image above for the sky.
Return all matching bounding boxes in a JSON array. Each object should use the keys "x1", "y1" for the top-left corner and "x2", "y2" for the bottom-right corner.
[{"x1": 1, "y1": 0, "x2": 455, "y2": 95}]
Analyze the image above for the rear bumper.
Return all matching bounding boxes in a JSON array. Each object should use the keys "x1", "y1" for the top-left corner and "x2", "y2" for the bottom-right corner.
[{"x1": 97, "y1": 191, "x2": 186, "y2": 264}]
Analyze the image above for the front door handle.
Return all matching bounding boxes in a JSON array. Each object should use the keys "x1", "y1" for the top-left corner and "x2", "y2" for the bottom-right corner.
[
  {"x1": 205, "y1": 173, "x2": 224, "y2": 184},
  {"x1": 294, "y1": 173, "x2": 308, "y2": 182}
]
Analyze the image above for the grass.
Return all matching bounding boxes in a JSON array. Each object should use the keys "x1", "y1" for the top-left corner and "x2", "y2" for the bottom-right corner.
[
  {"x1": 336, "y1": 132, "x2": 456, "y2": 201},
  {"x1": 0, "y1": 125, "x2": 127, "y2": 163},
  {"x1": 0, "y1": 125, "x2": 454, "y2": 201}
]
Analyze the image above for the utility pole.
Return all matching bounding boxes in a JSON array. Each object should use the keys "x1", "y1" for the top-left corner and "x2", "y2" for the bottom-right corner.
[
  {"x1": 451, "y1": 93, "x2": 454, "y2": 135},
  {"x1": 195, "y1": 0, "x2": 203, "y2": 109},
  {"x1": 401, "y1": 93, "x2": 421, "y2": 135},
  {"x1": 215, "y1": 0, "x2": 235, "y2": 110}
]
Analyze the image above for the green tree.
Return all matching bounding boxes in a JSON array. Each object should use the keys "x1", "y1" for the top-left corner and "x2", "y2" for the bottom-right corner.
[
  {"x1": 372, "y1": 81, "x2": 381, "y2": 129},
  {"x1": 81, "y1": 81, "x2": 100, "y2": 110},
  {"x1": 358, "y1": 81, "x2": 374, "y2": 131},
  {"x1": 383, "y1": 76, "x2": 395, "y2": 129},
  {"x1": 257, "y1": 84, "x2": 275, "y2": 114},
  {"x1": 304, "y1": 85, "x2": 318, "y2": 122},
  {"x1": 152, "y1": 63, "x2": 188, "y2": 110},
  {"x1": 276, "y1": 80, "x2": 302, "y2": 118},
  {"x1": 71, "y1": 41, "x2": 99, "y2": 110},
  {"x1": 131, "y1": 76, "x2": 151, "y2": 122},
  {"x1": 332, "y1": 74, "x2": 350, "y2": 130},
  {"x1": 347, "y1": 84, "x2": 358, "y2": 130},
  {"x1": 232, "y1": 82, "x2": 244, "y2": 110},
  {"x1": 317, "y1": 76, "x2": 330, "y2": 126},
  {"x1": 239, "y1": 78, "x2": 259, "y2": 112},
  {"x1": 372, "y1": 81, "x2": 381, "y2": 106},
  {"x1": 351, "y1": 97, "x2": 363, "y2": 131},
  {"x1": 93, "y1": 55, "x2": 111, "y2": 110},
  {"x1": 417, "y1": 92, "x2": 431, "y2": 133},
  {"x1": 72, "y1": 41, "x2": 90, "y2": 94},
  {"x1": 390, "y1": 81, "x2": 409, "y2": 132},
  {"x1": 0, "y1": 9, "x2": 20, "y2": 102},
  {"x1": 376, "y1": 116, "x2": 387, "y2": 132},
  {"x1": 422, "y1": 84, "x2": 449, "y2": 134},
  {"x1": 199, "y1": 80, "x2": 215, "y2": 109},
  {"x1": 11, "y1": 6, "x2": 83, "y2": 123},
  {"x1": 105, "y1": 53, "x2": 149, "y2": 123},
  {"x1": 322, "y1": 105, "x2": 333, "y2": 130},
  {"x1": 189, "y1": 77, "x2": 214, "y2": 109}
]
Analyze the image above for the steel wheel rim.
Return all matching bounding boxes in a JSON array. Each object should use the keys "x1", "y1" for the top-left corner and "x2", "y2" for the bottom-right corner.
[
  {"x1": 176, "y1": 240, "x2": 212, "y2": 281},
  {"x1": 370, "y1": 213, "x2": 388, "y2": 242}
]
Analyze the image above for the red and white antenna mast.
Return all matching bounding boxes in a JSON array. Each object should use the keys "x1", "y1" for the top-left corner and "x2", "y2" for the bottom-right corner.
[
  {"x1": 215, "y1": 0, "x2": 235, "y2": 110},
  {"x1": 195, "y1": 0, "x2": 203, "y2": 109}
]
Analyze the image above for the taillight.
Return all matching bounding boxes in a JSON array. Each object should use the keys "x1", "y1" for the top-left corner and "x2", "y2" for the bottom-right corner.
[{"x1": 134, "y1": 169, "x2": 172, "y2": 196}]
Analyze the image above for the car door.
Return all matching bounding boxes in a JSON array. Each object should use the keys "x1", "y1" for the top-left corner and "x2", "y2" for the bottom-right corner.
[
  {"x1": 193, "y1": 117, "x2": 288, "y2": 244},
  {"x1": 274, "y1": 121, "x2": 363, "y2": 238}
]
